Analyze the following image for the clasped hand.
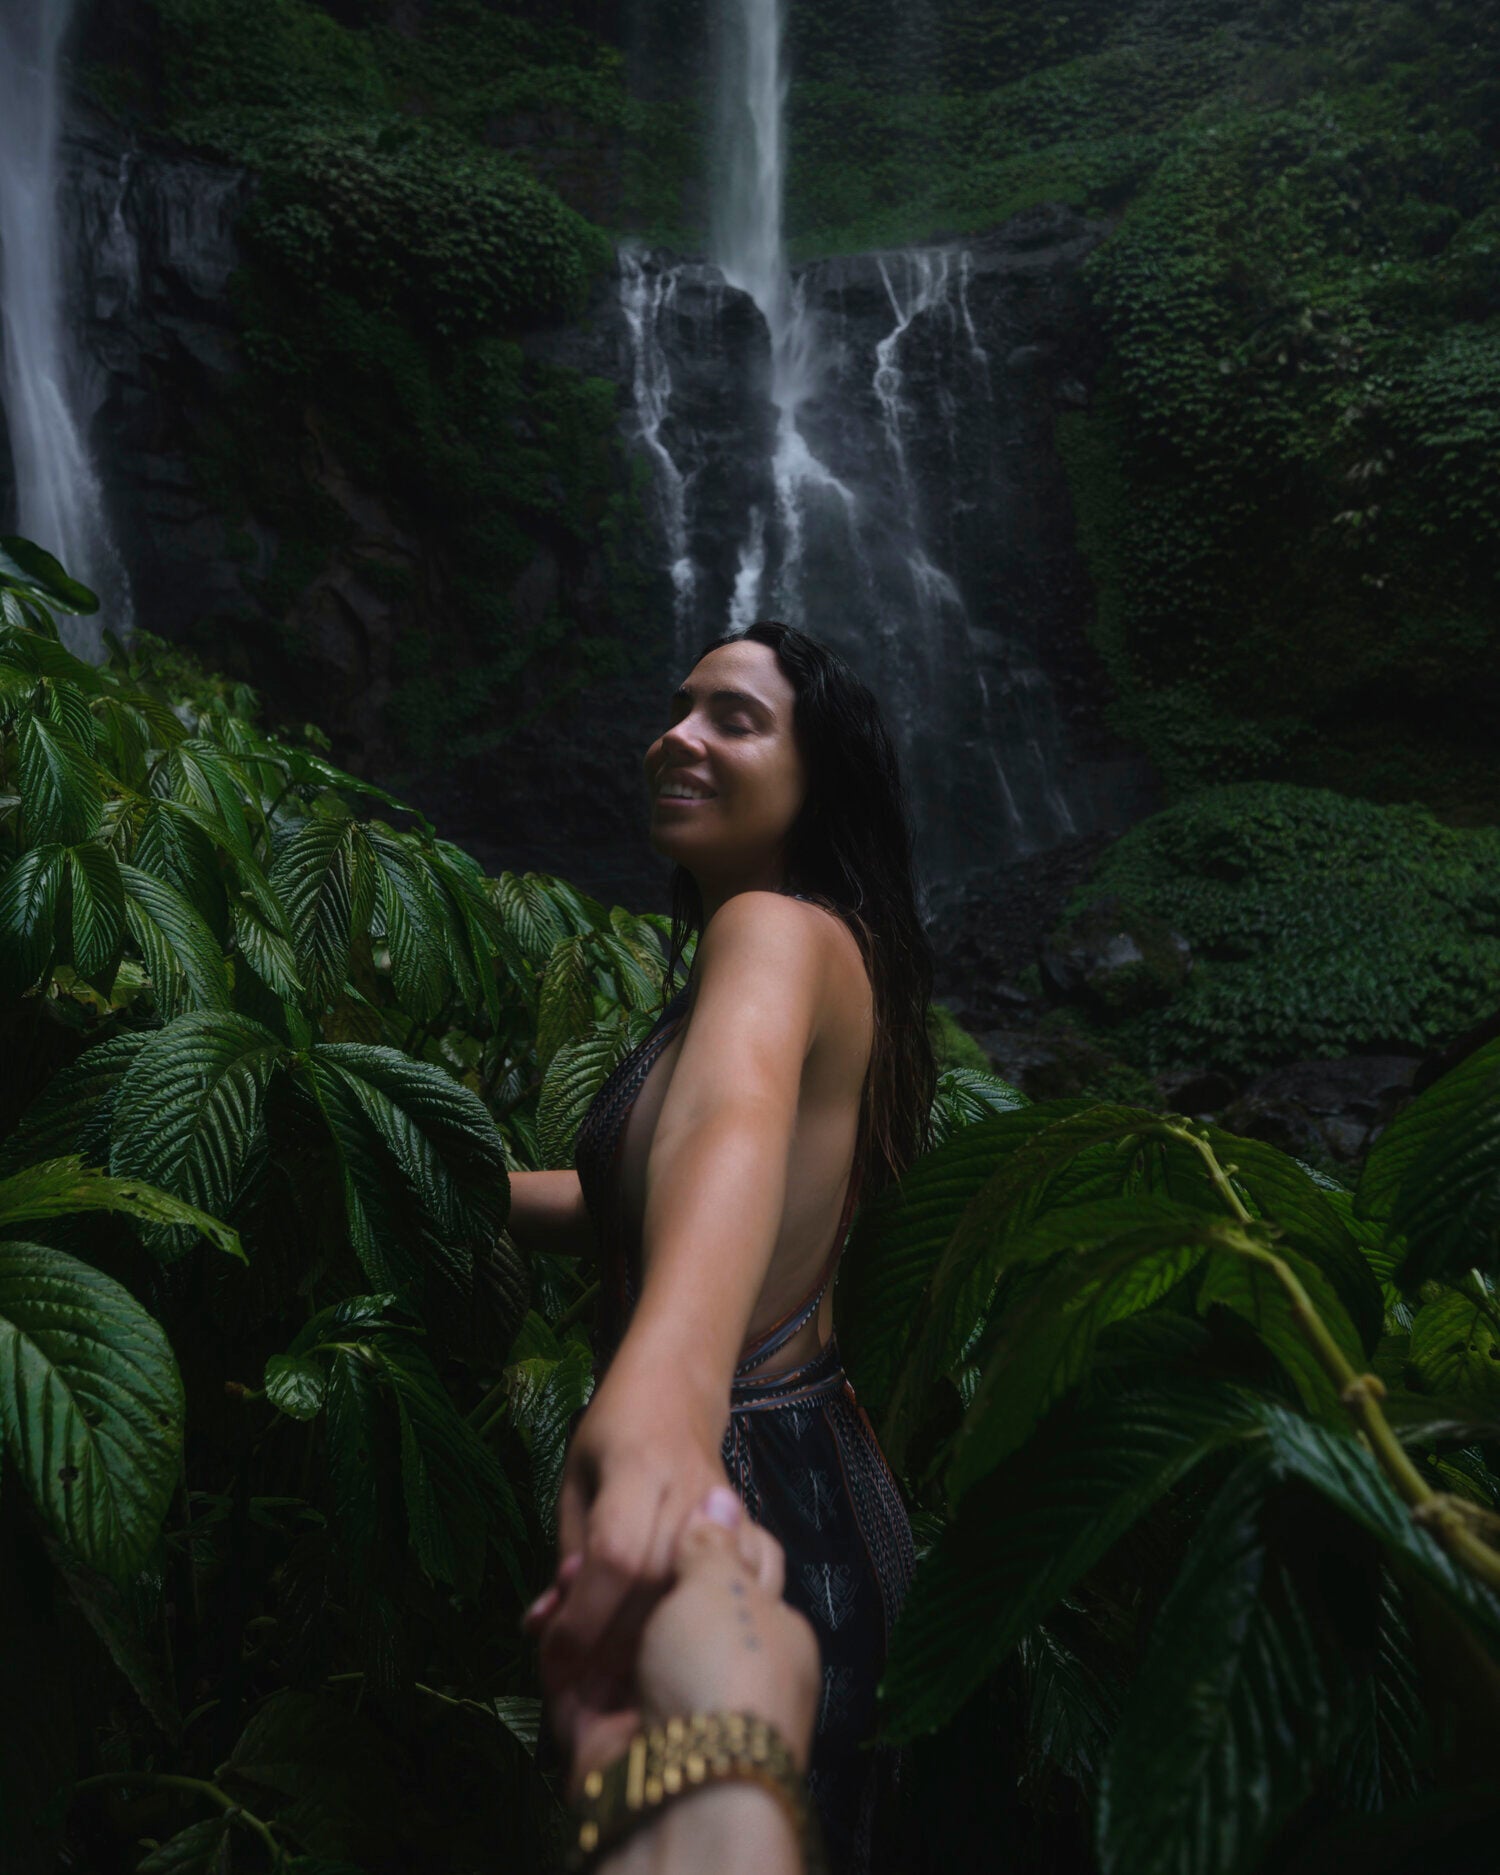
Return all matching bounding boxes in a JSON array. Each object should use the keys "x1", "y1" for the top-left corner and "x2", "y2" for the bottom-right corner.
[{"x1": 531, "y1": 1352, "x2": 760, "y2": 1764}]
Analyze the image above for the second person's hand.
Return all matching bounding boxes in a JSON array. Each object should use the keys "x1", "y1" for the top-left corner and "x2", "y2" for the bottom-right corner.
[{"x1": 538, "y1": 1350, "x2": 733, "y2": 1759}]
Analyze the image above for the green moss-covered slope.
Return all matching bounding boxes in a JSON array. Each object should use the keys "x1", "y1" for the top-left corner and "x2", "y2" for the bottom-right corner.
[{"x1": 1066, "y1": 784, "x2": 1500, "y2": 1073}]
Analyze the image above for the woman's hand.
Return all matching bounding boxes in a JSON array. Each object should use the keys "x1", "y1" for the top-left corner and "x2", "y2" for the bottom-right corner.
[
  {"x1": 539, "y1": 1346, "x2": 733, "y2": 1758},
  {"x1": 567, "y1": 1487, "x2": 819, "y2": 1794}
]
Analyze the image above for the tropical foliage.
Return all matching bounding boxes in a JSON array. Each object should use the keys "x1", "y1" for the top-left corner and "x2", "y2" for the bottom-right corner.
[{"x1": 4, "y1": 538, "x2": 1496, "y2": 1872}]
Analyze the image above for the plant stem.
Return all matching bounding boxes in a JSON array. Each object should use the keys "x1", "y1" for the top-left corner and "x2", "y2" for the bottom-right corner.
[
  {"x1": 68, "y1": 1773, "x2": 282, "y2": 1862},
  {"x1": 1163, "y1": 1123, "x2": 1500, "y2": 1593}
]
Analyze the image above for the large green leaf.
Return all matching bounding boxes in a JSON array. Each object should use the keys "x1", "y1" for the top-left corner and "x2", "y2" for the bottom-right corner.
[
  {"x1": 46, "y1": 678, "x2": 97, "y2": 755},
  {"x1": 1019, "y1": 1619, "x2": 1121, "y2": 1796},
  {"x1": 1357, "y1": 1038, "x2": 1500, "y2": 1284},
  {"x1": 270, "y1": 816, "x2": 374, "y2": 1007},
  {"x1": 1096, "y1": 1459, "x2": 1329, "y2": 1875},
  {"x1": 1407, "y1": 1285, "x2": 1500, "y2": 1404},
  {"x1": 948, "y1": 1203, "x2": 1234, "y2": 1501},
  {"x1": 64, "y1": 841, "x2": 125, "y2": 979},
  {"x1": 1252, "y1": 1400, "x2": 1500, "y2": 1645},
  {"x1": 134, "y1": 1817, "x2": 230, "y2": 1873},
  {"x1": 0, "y1": 535, "x2": 99, "y2": 613},
  {"x1": 505, "y1": 1340, "x2": 593, "y2": 1543},
  {"x1": 0, "y1": 1238, "x2": 183, "y2": 1575},
  {"x1": 131, "y1": 798, "x2": 227, "y2": 932},
  {"x1": 121, "y1": 862, "x2": 231, "y2": 1016},
  {"x1": 838, "y1": 1103, "x2": 1094, "y2": 1424},
  {"x1": 0, "y1": 843, "x2": 65, "y2": 997},
  {"x1": 167, "y1": 740, "x2": 257, "y2": 864},
  {"x1": 492, "y1": 870, "x2": 570, "y2": 966},
  {"x1": 1194, "y1": 1238, "x2": 1365, "y2": 1421},
  {"x1": 366, "y1": 823, "x2": 449, "y2": 1021},
  {"x1": 883, "y1": 1106, "x2": 1169, "y2": 1466},
  {"x1": 19, "y1": 713, "x2": 102, "y2": 845},
  {"x1": 0, "y1": 1030, "x2": 149, "y2": 1173},
  {"x1": 879, "y1": 1381, "x2": 1259, "y2": 1741},
  {"x1": 536, "y1": 934, "x2": 596, "y2": 1071},
  {"x1": 0, "y1": 1156, "x2": 244, "y2": 1261},
  {"x1": 371, "y1": 1334, "x2": 519, "y2": 1595},
  {"x1": 928, "y1": 1066, "x2": 1028, "y2": 1150},
  {"x1": 110, "y1": 1012, "x2": 288, "y2": 1258},
  {"x1": 308, "y1": 1043, "x2": 510, "y2": 1244},
  {"x1": 1196, "y1": 1127, "x2": 1384, "y2": 1351},
  {"x1": 536, "y1": 1016, "x2": 633, "y2": 1169}
]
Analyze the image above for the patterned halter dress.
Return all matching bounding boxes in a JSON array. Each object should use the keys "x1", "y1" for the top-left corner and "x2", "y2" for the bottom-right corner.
[{"x1": 572, "y1": 923, "x2": 916, "y2": 1875}]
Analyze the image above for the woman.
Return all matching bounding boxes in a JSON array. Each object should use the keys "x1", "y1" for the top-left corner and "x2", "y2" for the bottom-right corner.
[{"x1": 511, "y1": 623, "x2": 936, "y2": 1875}]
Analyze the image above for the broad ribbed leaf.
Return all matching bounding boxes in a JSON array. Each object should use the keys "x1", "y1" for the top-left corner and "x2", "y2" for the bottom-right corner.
[
  {"x1": 537, "y1": 1017, "x2": 633, "y2": 1168},
  {"x1": 168, "y1": 741, "x2": 256, "y2": 862},
  {"x1": 595, "y1": 929, "x2": 662, "y2": 1012},
  {"x1": 537, "y1": 935, "x2": 595, "y2": 1070},
  {"x1": 880, "y1": 1381, "x2": 1259, "y2": 1741},
  {"x1": 0, "y1": 1156, "x2": 243, "y2": 1261},
  {"x1": 0, "y1": 1031, "x2": 149, "y2": 1173},
  {"x1": 1407, "y1": 1286, "x2": 1500, "y2": 1403},
  {"x1": 309, "y1": 1044, "x2": 510, "y2": 1244},
  {"x1": 1195, "y1": 1239, "x2": 1364, "y2": 1420},
  {"x1": 271, "y1": 816, "x2": 373, "y2": 1006},
  {"x1": 372, "y1": 1335, "x2": 519, "y2": 1594},
  {"x1": 0, "y1": 843, "x2": 65, "y2": 997},
  {"x1": 135, "y1": 1817, "x2": 230, "y2": 1874},
  {"x1": 110, "y1": 1012, "x2": 287, "y2": 1258},
  {"x1": 1358, "y1": 1038, "x2": 1500, "y2": 1283},
  {"x1": 506, "y1": 1341, "x2": 593, "y2": 1542},
  {"x1": 231, "y1": 899, "x2": 304, "y2": 1001},
  {"x1": 324, "y1": 1347, "x2": 385, "y2": 1562},
  {"x1": 265, "y1": 1353, "x2": 327, "y2": 1420},
  {"x1": 839, "y1": 1103, "x2": 1093, "y2": 1423},
  {"x1": 1197, "y1": 1127, "x2": 1383, "y2": 1351},
  {"x1": 948, "y1": 1203, "x2": 1233, "y2": 1500},
  {"x1": 65, "y1": 841, "x2": 125, "y2": 979},
  {"x1": 120, "y1": 862, "x2": 231, "y2": 1016},
  {"x1": 0, "y1": 534, "x2": 99, "y2": 611},
  {"x1": 19, "y1": 713, "x2": 102, "y2": 845},
  {"x1": 1020, "y1": 1620, "x2": 1121, "y2": 1794},
  {"x1": 0, "y1": 1238, "x2": 183, "y2": 1575},
  {"x1": 492, "y1": 870, "x2": 569, "y2": 966},
  {"x1": 131, "y1": 799, "x2": 227, "y2": 933},
  {"x1": 883, "y1": 1105, "x2": 1167, "y2": 1466},
  {"x1": 1331, "y1": 1573, "x2": 1421, "y2": 1810},
  {"x1": 46, "y1": 679, "x2": 97, "y2": 754},
  {"x1": 929, "y1": 1067, "x2": 1028, "y2": 1149},
  {"x1": 1097, "y1": 1460, "x2": 1328, "y2": 1875},
  {"x1": 1253, "y1": 1401, "x2": 1500, "y2": 1644},
  {"x1": 366, "y1": 824, "x2": 448, "y2": 1020}
]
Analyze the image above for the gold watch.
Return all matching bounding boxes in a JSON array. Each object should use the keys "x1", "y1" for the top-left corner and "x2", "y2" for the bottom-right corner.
[{"x1": 566, "y1": 1710, "x2": 826, "y2": 1875}]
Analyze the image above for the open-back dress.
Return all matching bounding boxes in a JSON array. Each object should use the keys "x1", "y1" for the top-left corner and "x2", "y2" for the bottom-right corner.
[{"x1": 572, "y1": 919, "x2": 916, "y2": 1875}]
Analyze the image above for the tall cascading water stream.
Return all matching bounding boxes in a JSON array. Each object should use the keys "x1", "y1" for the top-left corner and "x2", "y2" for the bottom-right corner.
[
  {"x1": 619, "y1": 0, "x2": 1088, "y2": 883},
  {"x1": 0, "y1": 0, "x2": 130, "y2": 652}
]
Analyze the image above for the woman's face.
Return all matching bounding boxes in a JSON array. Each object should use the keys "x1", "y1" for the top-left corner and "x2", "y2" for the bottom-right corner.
[{"x1": 643, "y1": 639, "x2": 808, "y2": 880}]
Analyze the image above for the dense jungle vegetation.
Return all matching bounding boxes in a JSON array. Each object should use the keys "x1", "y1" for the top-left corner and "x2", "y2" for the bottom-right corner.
[
  {"x1": 3, "y1": 543, "x2": 1500, "y2": 1873},
  {"x1": 79, "y1": 0, "x2": 1500, "y2": 813}
]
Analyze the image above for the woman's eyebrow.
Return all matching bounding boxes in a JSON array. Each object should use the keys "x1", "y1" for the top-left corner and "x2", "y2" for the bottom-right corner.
[{"x1": 671, "y1": 685, "x2": 774, "y2": 720}]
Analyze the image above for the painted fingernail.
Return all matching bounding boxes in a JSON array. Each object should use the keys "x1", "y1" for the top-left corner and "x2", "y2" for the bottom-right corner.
[
  {"x1": 559, "y1": 1550, "x2": 584, "y2": 1584},
  {"x1": 701, "y1": 1486, "x2": 742, "y2": 1529},
  {"x1": 522, "y1": 1585, "x2": 559, "y2": 1630}
]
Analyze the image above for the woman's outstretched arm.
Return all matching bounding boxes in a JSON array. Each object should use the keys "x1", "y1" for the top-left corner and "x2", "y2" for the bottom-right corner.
[
  {"x1": 541, "y1": 890, "x2": 828, "y2": 1746},
  {"x1": 505, "y1": 1168, "x2": 596, "y2": 1258}
]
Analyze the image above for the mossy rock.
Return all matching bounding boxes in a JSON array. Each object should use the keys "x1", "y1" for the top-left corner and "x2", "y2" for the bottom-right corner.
[
  {"x1": 1040, "y1": 894, "x2": 1192, "y2": 1021},
  {"x1": 1070, "y1": 784, "x2": 1500, "y2": 1075}
]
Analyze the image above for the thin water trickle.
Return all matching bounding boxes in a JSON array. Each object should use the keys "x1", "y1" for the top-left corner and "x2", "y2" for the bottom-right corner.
[{"x1": 0, "y1": 0, "x2": 131, "y2": 651}]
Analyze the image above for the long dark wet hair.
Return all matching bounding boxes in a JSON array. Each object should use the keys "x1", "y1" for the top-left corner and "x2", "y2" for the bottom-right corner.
[{"x1": 663, "y1": 621, "x2": 937, "y2": 1197}]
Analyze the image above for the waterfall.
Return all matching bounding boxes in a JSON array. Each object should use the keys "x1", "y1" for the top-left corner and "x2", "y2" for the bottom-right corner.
[
  {"x1": 619, "y1": 249, "x2": 696, "y2": 659},
  {"x1": 711, "y1": 0, "x2": 855, "y2": 631},
  {"x1": 0, "y1": 0, "x2": 130, "y2": 653},
  {"x1": 614, "y1": 0, "x2": 1086, "y2": 877}
]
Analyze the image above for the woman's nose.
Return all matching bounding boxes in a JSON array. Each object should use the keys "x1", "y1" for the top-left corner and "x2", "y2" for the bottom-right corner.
[{"x1": 658, "y1": 715, "x2": 706, "y2": 757}]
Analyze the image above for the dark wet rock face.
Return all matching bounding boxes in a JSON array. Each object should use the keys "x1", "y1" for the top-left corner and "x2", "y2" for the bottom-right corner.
[{"x1": 1217, "y1": 1056, "x2": 1424, "y2": 1166}]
